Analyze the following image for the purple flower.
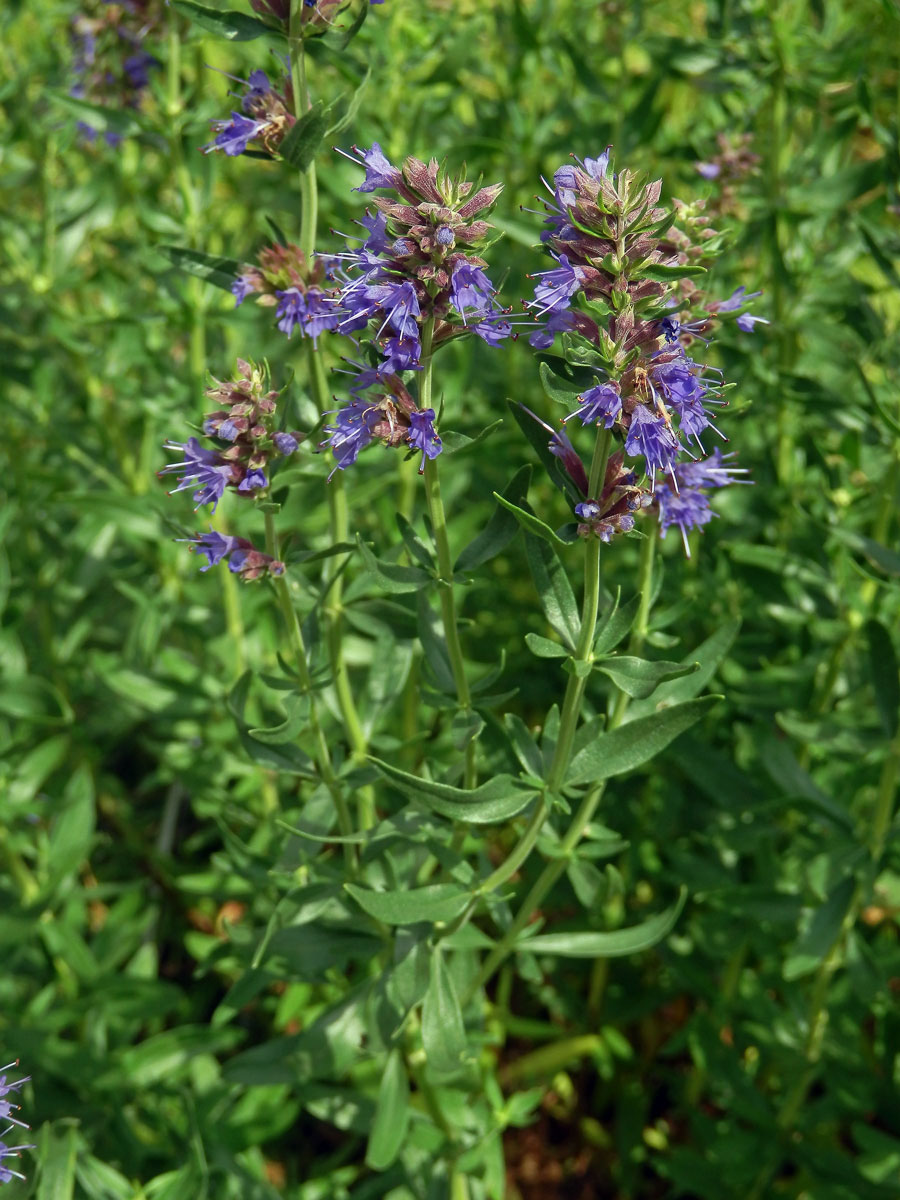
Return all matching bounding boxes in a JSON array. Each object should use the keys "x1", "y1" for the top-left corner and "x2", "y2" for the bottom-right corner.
[
  {"x1": 562, "y1": 383, "x2": 621, "y2": 429},
  {"x1": 241, "y1": 69, "x2": 271, "y2": 111},
  {"x1": 203, "y1": 112, "x2": 265, "y2": 157},
  {"x1": 275, "y1": 287, "x2": 306, "y2": 336},
  {"x1": 696, "y1": 162, "x2": 721, "y2": 180},
  {"x1": 715, "y1": 285, "x2": 762, "y2": 313},
  {"x1": 575, "y1": 501, "x2": 602, "y2": 520},
  {"x1": 408, "y1": 408, "x2": 442, "y2": 467},
  {"x1": 302, "y1": 287, "x2": 341, "y2": 345},
  {"x1": 529, "y1": 253, "x2": 584, "y2": 315},
  {"x1": 382, "y1": 334, "x2": 421, "y2": 370},
  {"x1": 473, "y1": 312, "x2": 512, "y2": 345},
  {"x1": 160, "y1": 438, "x2": 232, "y2": 511},
  {"x1": 736, "y1": 312, "x2": 770, "y2": 332},
  {"x1": 450, "y1": 262, "x2": 495, "y2": 318},
  {"x1": 656, "y1": 484, "x2": 714, "y2": 552},
  {"x1": 529, "y1": 308, "x2": 576, "y2": 349},
  {"x1": 124, "y1": 51, "x2": 158, "y2": 90},
  {"x1": 359, "y1": 209, "x2": 392, "y2": 254},
  {"x1": 218, "y1": 419, "x2": 240, "y2": 441},
  {"x1": 183, "y1": 529, "x2": 242, "y2": 570},
  {"x1": 652, "y1": 357, "x2": 706, "y2": 405},
  {"x1": 322, "y1": 399, "x2": 380, "y2": 476},
  {"x1": 273, "y1": 431, "x2": 299, "y2": 455},
  {"x1": 232, "y1": 273, "x2": 257, "y2": 306},
  {"x1": 436, "y1": 225, "x2": 455, "y2": 246},
  {"x1": 238, "y1": 468, "x2": 268, "y2": 493},
  {"x1": 655, "y1": 451, "x2": 750, "y2": 556},
  {"x1": 624, "y1": 405, "x2": 679, "y2": 479},
  {"x1": 341, "y1": 142, "x2": 403, "y2": 193},
  {"x1": 0, "y1": 1063, "x2": 33, "y2": 1185},
  {"x1": 374, "y1": 279, "x2": 420, "y2": 337},
  {"x1": 0, "y1": 1136, "x2": 34, "y2": 1185}
]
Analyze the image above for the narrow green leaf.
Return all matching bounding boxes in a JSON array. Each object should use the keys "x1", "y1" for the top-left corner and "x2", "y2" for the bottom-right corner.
[
  {"x1": 624, "y1": 618, "x2": 740, "y2": 720},
  {"x1": 866, "y1": 619, "x2": 900, "y2": 737},
  {"x1": 158, "y1": 245, "x2": 242, "y2": 292},
  {"x1": 783, "y1": 878, "x2": 856, "y2": 981},
  {"x1": 637, "y1": 262, "x2": 706, "y2": 280},
  {"x1": 494, "y1": 492, "x2": 568, "y2": 545},
  {"x1": 422, "y1": 951, "x2": 466, "y2": 1074},
  {"x1": 172, "y1": 0, "x2": 284, "y2": 40},
  {"x1": 593, "y1": 591, "x2": 640, "y2": 656},
  {"x1": 279, "y1": 100, "x2": 328, "y2": 172},
  {"x1": 357, "y1": 534, "x2": 432, "y2": 593},
  {"x1": 396, "y1": 513, "x2": 434, "y2": 570},
  {"x1": 46, "y1": 765, "x2": 95, "y2": 888},
  {"x1": 345, "y1": 883, "x2": 471, "y2": 925},
  {"x1": 525, "y1": 534, "x2": 580, "y2": 649},
  {"x1": 442, "y1": 418, "x2": 504, "y2": 455},
  {"x1": 829, "y1": 526, "x2": 900, "y2": 577},
  {"x1": 369, "y1": 756, "x2": 538, "y2": 824},
  {"x1": 50, "y1": 91, "x2": 142, "y2": 136},
  {"x1": 37, "y1": 1122, "x2": 78, "y2": 1200},
  {"x1": 417, "y1": 593, "x2": 455, "y2": 694},
  {"x1": 366, "y1": 1048, "x2": 411, "y2": 1170},
  {"x1": 519, "y1": 889, "x2": 686, "y2": 957},
  {"x1": 565, "y1": 697, "x2": 719, "y2": 786},
  {"x1": 596, "y1": 656, "x2": 698, "y2": 700},
  {"x1": 455, "y1": 465, "x2": 531, "y2": 573},
  {"x1": 524, "y1": 632, "x2": 569, "y2": 659},
  {"x1": 248, "y1": 693, "x2": 309, "y2": 744},
  {"x1": 539, "y1": 361, "x2": 583, "y2": 410},
  {"x1": 503, "y1": 713, "x2": 543, "y2": 778}
]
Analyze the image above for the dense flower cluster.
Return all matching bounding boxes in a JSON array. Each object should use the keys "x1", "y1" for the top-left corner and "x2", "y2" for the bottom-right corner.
[
  {"x1": 0, "y1": 1062, "x2": 33, "y2": 1186},
  {"x1": 202, "y1": 69, "x2": 295, "y2": 158},
  {"x1": 161, "y1": 359, "x2": 301, "y2": 512},
  {"x1": 526, "y1": 147, "x2": 758, "y2": 552},
  {"x1": 162, "y1": 361, "x2": 297, "y2": 580},
  {"x1": 70, "y1": 0, "x2": 163, "y2": 145},
  {"x1": 321, "y1": 145, "x2": 507, "y2": 474},
  {"x1": 231, "y1": 242, "x2": 340, "y2": 346}
]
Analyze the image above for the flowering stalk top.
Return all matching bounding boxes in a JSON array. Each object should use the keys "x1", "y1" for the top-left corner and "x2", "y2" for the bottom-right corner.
[
  {"x1": 160, "y1": 359, "x2": 301, "y2": 512},
  {"x1": 321, "y1": 144, "x2": 508, "y2": 475},
  {"x1": 70, "y1": 0, "x2": 163, "y2": 145},
  {"x1": 525, "y1": 147, "x2": 757, "y2": 553},
  {"x1": 202, "y1": 70, "x2": 295, "y2": 158}
]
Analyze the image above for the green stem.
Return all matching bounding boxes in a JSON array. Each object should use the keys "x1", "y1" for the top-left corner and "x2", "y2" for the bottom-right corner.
[
  {"x1": 419, "y1": 322, "x2": 477, "y2": 788},
  {"x1": 610, "y1": 529, "x2": 656, "y2": 727},
  {"x1": 462, "y1": 433, "x2": 632, "y2": 1004},
  {"x1": 307, "y1": 340, "x2": 376, "y2": 829},
  {"x1": 288, "y1": 5, "x2": 317, "y2": 262},
  {"x1": 265, "y1": 513, "x2": 356, "y2": 867}
]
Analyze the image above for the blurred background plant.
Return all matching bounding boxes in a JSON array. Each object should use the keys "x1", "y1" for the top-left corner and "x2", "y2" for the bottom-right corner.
[{"x1": 1, "y1": 0, "x2": 900, "y2": 1197}]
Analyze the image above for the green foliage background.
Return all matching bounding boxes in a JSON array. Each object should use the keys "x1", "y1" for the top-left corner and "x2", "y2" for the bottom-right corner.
[{"x1": 2, "y1": 0, "x2": 900, "y2": 1196}]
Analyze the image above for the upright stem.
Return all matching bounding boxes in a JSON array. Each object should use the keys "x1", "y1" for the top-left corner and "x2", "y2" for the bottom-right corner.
[
  {"x1": 265, "y1": 513, "x2": 356, "y2": 868},
  {"x1": 288, "y1": 4, "x2": 317, "y2": 263},
  {"x1": 419, "y1": 320, "x2": 477, "y2": 788},
  {"x1": 610, "y1": 530, "x2": 656, "y2": 727},
  {"x1": 462, "y1": 434, "x2": 630, "y2": 1005},
  {"x1": 284, "y1": 14, "x2": 372, "y2": 828}
]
